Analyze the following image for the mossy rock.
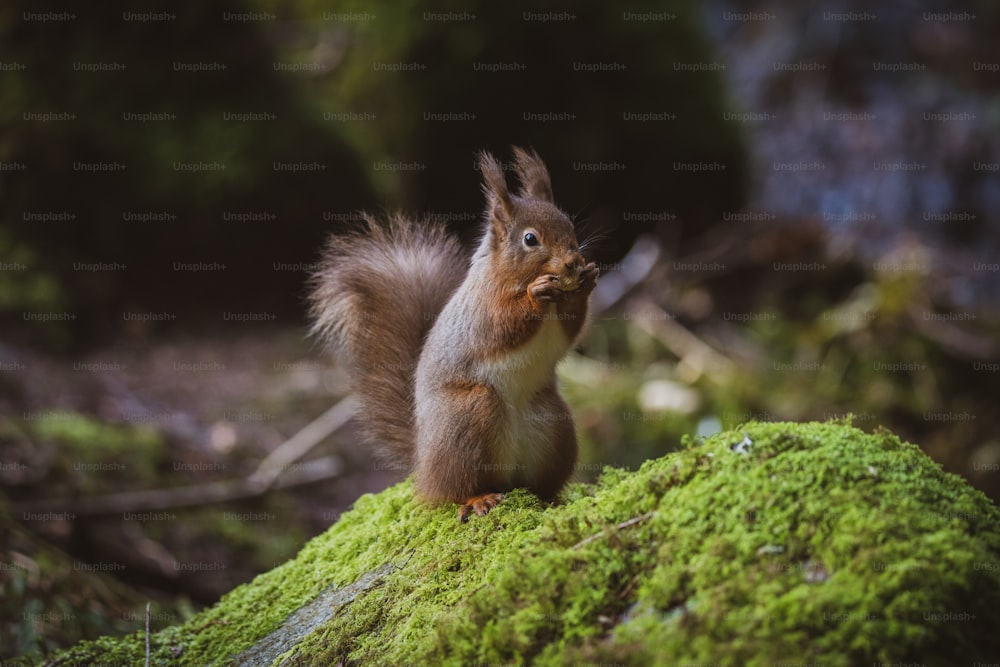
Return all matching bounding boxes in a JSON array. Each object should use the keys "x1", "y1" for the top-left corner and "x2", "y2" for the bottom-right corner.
[{"x1": 35, "y1": 421, "x2": 1000, "y2": 665}]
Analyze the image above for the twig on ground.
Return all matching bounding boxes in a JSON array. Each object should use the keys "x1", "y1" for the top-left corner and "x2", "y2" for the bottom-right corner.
[
  {"x1": 248, "y1": 395, "x2": 357, "y2": 490},
  {"x1": 627, "y1": 298, "x2": 736, "y2": 379},
  {"x1": 572, "y1": 511, "x2": 656, "y2": 550},
  {"x1": 11, "y1": 398, "x2": 357, "y2": 517},
  {"x1": 13, "y1": 457, "x2": 344, "y2": 517}
]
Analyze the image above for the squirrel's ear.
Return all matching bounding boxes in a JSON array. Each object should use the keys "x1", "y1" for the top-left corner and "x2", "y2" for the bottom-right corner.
[
  {"x1": 511, "y1": 146, "x2": 554, "y2": 203},
  {"x1": 479, "y1": 150, "x2": 515, "y2": 228}
]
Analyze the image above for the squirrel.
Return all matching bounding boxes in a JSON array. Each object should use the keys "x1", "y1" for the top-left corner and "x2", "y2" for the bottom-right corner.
[{"x1": 309, "y1": 147, "x2": 599, "y2": 522}]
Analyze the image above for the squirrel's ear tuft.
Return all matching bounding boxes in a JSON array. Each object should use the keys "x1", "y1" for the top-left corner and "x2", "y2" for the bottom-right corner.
[
  {"x1": 511, "y1": 146, "x2": 553, "y2": 203},
  {"x1": 478, "y1": 150, "x2": 515, "y2": 229}
]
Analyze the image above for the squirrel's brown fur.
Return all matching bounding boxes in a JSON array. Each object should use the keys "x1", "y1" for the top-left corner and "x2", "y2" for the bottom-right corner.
[
  {"x1": 309, "y1": 214, "x2": 466, "y2": 467},
  {"x1": 310, "y1": 147, "x2": 598, "y2": 521}
]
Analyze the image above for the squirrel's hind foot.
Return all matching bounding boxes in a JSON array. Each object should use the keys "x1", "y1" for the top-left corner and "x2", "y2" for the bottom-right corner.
[{"x1": 458, "y1": 493, "x2": 506, "y2": 523}]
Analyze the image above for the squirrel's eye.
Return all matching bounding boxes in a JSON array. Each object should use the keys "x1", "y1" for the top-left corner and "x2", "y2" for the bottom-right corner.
[{"x1": 523, "y1": 232, "x2": 539, "y2": 247}]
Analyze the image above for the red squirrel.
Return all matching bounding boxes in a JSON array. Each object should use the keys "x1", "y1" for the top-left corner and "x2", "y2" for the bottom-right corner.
[{"x1": 310, "y1": 147, "x2": 598, "y2": 521}]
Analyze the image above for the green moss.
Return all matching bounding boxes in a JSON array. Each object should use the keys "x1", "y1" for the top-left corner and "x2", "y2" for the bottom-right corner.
[
  {"x1": 27, "y1": 412, "x2": 165, "y2": 484},
  {"x1": 37, "y1": 421, "x2": 1000, "y2": 665}
]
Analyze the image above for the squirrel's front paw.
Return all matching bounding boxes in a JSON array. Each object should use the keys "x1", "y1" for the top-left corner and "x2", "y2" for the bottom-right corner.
[
  {"x1": 458, "y1": 492, "x2": 505, "y2": 523},
  {"x1": 579, "y1": 262, "x2": 600, "y2": 288},
  {"x1": 529, "y1": 274, "x2": 564, "y2": 302}
]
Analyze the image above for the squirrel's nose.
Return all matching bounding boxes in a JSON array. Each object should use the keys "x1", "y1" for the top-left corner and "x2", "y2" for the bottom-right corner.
[{"x1": 564, "y1": 254, "x2": 584, "y2": 273}]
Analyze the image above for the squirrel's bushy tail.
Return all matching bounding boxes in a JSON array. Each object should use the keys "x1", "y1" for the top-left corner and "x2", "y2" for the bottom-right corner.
[{"x1": 309, "y1": 214, "x2": 466, "y2": 467}]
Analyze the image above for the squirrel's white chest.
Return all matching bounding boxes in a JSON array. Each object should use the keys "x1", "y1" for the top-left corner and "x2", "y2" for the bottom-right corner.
[{"x1": 480, "y1": 305, "x2": 568, "y2": 406}]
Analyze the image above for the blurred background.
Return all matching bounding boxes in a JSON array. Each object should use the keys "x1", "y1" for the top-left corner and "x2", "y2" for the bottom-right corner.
[{"x1": 2, "y1": 0, "x2": 999, "y2": 659}]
